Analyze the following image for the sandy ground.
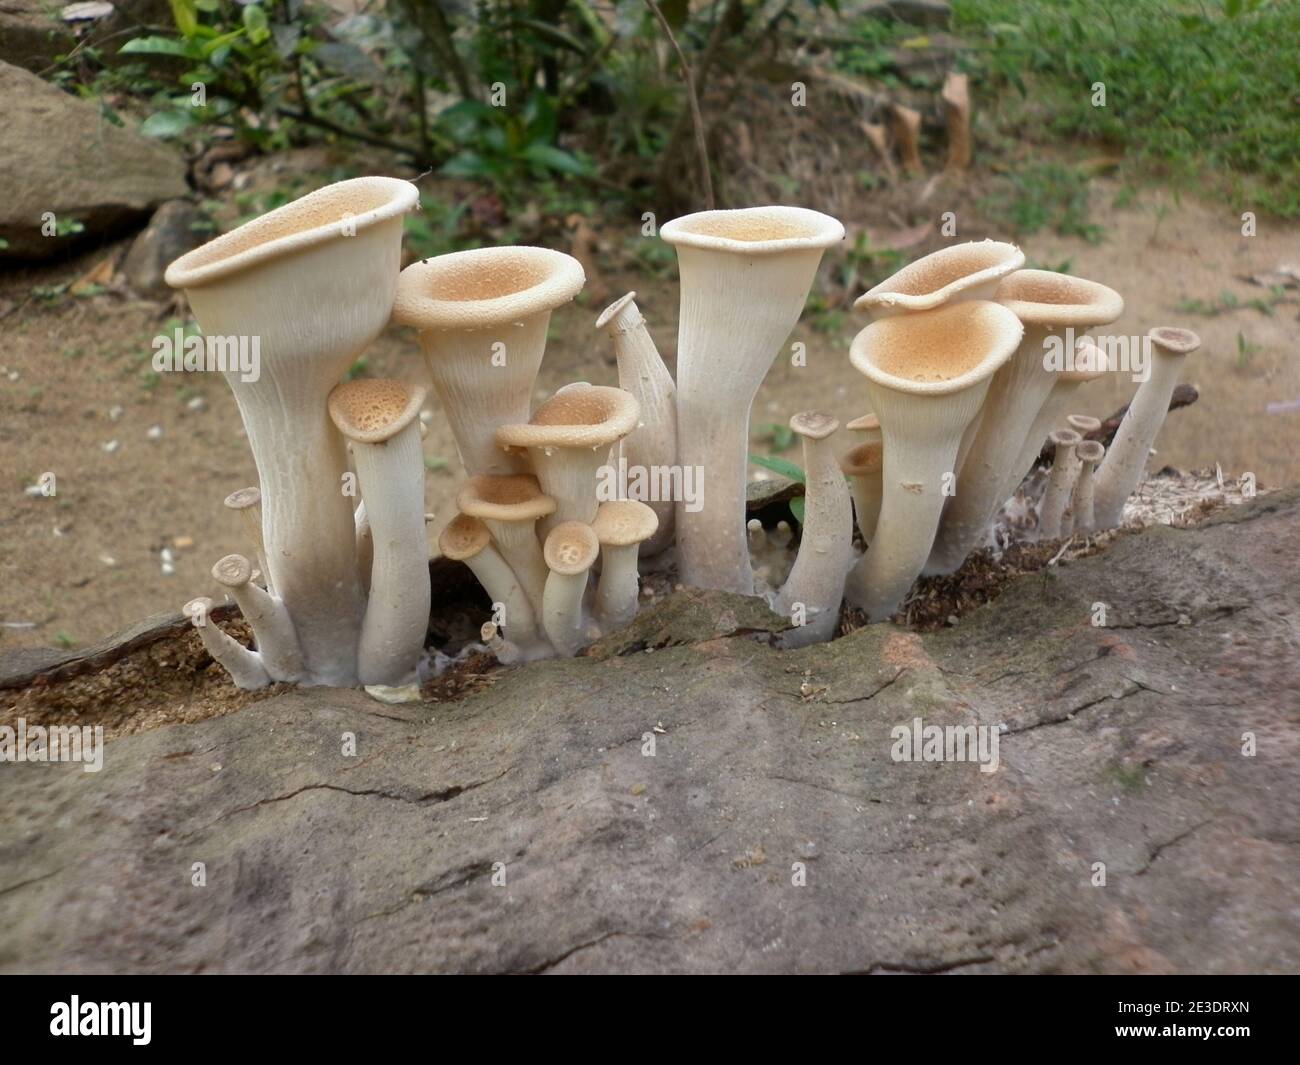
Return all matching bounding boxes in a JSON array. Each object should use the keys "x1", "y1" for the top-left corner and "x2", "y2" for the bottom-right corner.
[{"x1": 2, "y1": 174, "x2": 1298, "y2": 652}]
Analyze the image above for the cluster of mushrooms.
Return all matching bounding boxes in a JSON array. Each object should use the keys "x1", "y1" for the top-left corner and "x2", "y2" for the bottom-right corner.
[{"x1": 164, "y1": 176, "x2": 1200, "y2": 690}]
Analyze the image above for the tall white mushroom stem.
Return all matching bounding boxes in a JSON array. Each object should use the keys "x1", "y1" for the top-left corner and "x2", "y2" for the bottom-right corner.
[
  {"x1": 328, "y1": 380, "x2": 431, "y2": 687},
  {"x1": 596, "y1": 292, "x2": 678, "y2": 555},
  {"x1": 1071, "y1": 440, "x2": 1106, "y2": 534},
  {"x1": 1093, "y1": 327, "x2": 1201, "y2": 527},
  {"x1": 1037, "y1": 429, "x2": 1083, "y2": 539},
  {"x1": 661, "y1": 206, "x2": 845, "y2": 595},
  {"x1": 542, "y1": 521, "x2": 600, "y2": 657},
  {"x1": 774, "y1": 412, "x2": 854, "y2": 648},
  {"x1": 354, "y1": 501, "x2": 373, "y2": 597},
  {"x1": 391, "y1": 246, "x2": 586, "y2": 477},
  {"x1": 591, "y1": 500, "x2": 659, "y2": 631},
  {"x1": 183, "y1": 597, "x2": 271, "y2": 690},
  {"x1": 210, "y1": 554, "x2": 305, "y2": 682},
  {"x1": 166, "y1": 176, "x2": 419, "y2": 686},
  {"x1": 439, "y1": 514, "x2": 544, "y2": 651},
  {"x1": 840, "y1": 440, "x2": 884, "y2": 545},
  {"x1": 844, "y1": 301, "x2": 1023, "y2": 621},
  {"x1": 496, "y1": 384, "x2": 640, "y2": 539},
  {"x1": 925, "y1": 270, "x2": 1124, "y2": 575}
]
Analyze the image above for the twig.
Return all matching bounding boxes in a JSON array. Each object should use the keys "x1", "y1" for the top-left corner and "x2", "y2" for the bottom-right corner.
[{"x1": 643, "y1": 0, "x2": 714, "y2": 209}]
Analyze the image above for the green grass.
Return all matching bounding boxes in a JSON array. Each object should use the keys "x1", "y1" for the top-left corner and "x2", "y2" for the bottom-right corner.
[{"x1": 953, "y1": 0, "x2": 1300, "y2": 216}]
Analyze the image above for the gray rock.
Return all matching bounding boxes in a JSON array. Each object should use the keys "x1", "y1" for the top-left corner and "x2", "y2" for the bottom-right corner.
[
  {"x1": 0, "y1": 2, "x2": 75, "y2": 73},
  {"x1": 122, "y1": 199, "x2": 206, "y2": 297},
  {"x1": 1, "y1": 490, "x2": 1297, "y2": 973},
  {"x1": 0, "y1": 59, "x2": 188, "y2": 259}
]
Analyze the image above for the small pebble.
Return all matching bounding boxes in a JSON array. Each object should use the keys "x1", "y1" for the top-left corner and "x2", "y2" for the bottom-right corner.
[
  {"x1": 146, "y1": 425, "x2": 163, "y2": 441},
  {"x1": 108, "y1": 405, "x2": 124, "y2": 421},
  {"x1": 99, "y1": 553, "x2": 116, "y2": 567},
  {"x1": 101, "y1": 440, "x2": 120, "y2": 454},
  {"x1": 173, "y1": 535, "x2": 194, "y2": 549},
  {"x1": 185, "y1": 396, "x2": 206, "y2": 412}
]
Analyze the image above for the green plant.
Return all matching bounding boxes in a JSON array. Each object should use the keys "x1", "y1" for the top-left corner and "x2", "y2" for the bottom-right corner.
[
  {"x1": 749, "y1": 453, "x2": 807, "y2": 524},
  {"x1": 980, "y1": 162, "x2": 1102, "y2": 242}
]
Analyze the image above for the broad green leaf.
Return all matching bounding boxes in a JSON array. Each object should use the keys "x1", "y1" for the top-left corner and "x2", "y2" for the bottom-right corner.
[
  {"x1": 140, "y1": 109, "x2": 197, "y2": 139},
  {"x1": 748, "y1": 454, "x2": 806, "y2": 483},
  {"x1": 521, "y1": 143, "x2": 591, "y2": 175},
  {"x1": 119, "y1": 36, "x2": 205, "y2": 59},
  {"x1": 242, "y1": 4, "x2": 270, "y2": 45},
  {"x1": 789, "y1": 497, "x2": 806, "y2": 525},
  {"x1": 168, "y1": 0, "x2": 199, "y2": 37}
]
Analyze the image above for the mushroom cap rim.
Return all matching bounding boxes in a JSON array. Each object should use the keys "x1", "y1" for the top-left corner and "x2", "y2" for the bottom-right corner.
[{"x1": 660, "y1": 206, "x2": 845, "y2": 257}]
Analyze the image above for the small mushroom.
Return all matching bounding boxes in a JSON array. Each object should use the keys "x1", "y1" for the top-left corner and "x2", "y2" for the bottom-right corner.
[
  {"x1": 542, "y1": 521, "x2": 601, "y2": 657},
  {"x1": 1093, "y1": 327, "x2": 1201, "y2": 527},
  {"x1": 590, "y1": 500, "x2": 659, "y2": 631},
  {"x1": 1037, "y1": 429, "x2": 1082, "y2": 539},
  {"x1": 211, "y1": 553, "x2": 305, "y2": 683},
  {"x1": 439, "y1": 513, "x2": 542, "y2": 652},
  {"x1": 456, "y1": 474, "x2": 555, "y2": 615},
  {"x1": 183, "y1": 596, "x2": 270, "y2": 690},
  {"x1": 328, "y1": 378, "x2": 431, "y2": 686},
  {"x1": 840, "y1": 440, "x2": 884, "y2": 546},
  {"x1": 223, "y1": 487, "x2": 271, "y2": 593},
  {"x1": 1071, "y1": 440, "x2": 1106, "y2": 534}
]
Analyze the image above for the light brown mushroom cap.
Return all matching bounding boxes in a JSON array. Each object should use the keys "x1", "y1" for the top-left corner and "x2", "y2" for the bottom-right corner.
[
  {"x1": 840, "y1": 441, "x2": 883, "y2": 475},
  {"x1": 789, "y1": 410, "x2": 839, "y2": 440},
  {"x1": 166, "y1": 176, "x2": 418, "y2": 291},
  {"x1": 495, "y1": 384, "x2": 640, "y2": 451},
  {"x1": 1077, "y1": 440, "x2": 1106, "y2": 464},
  {"x1": 849, "y1": 300, "x2": 1023, "y2": 394},
  {"x1": 591, "y1": 500, "x2": 659, "y2": 547},
  {"x1": 845, "y1": 413, "x2": 880, "y2": 434},
  {"x1": 543, "y1": 521, "x2": 600, "y2": 575},
  {"x1": 1067, "y1": 414, "x2": 1101, "y2": 435},
  {"x1": 328, "y1": 379, "x2": 426, "y2": 444},
  {"x1": 391, "y1": 246, "x2": 585, "y2": 331},
  {"x1": 456, "y1": 474, "x2": 557, "y2": 524},
  {"x1": 995, "y1": 269, "x2": 1124, "y2": 328},
  {"x1": 223, "y1": 487, "x2": 261, "y2": 511},
  {"x1": 595, "y1": 291, "x2": 638, "y2": 331},
  {"x1": 855, "y1": 240, "x2": 1024, "y2": 314},
  {"x1": 183, "y1": 596, "x2": 214, "y2": 622},
  {"x1": 438, "y1": 513, "x2": 492, "y2": 561},
  {"x1": 212, "y1": 553, "x2": 253, "y2": 587},
  {"x1": 660, "y1": 206, "x2": 844, "y2": 256},
  {"x1": 1149, "y1": 326, "x2": 1201, "y2": 356},
  {"x1": 1049, "y1": 428, "x2": 1082, "y2": 450}
]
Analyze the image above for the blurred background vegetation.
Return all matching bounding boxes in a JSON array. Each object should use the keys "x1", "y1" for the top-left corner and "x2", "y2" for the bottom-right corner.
[{"x1": 38, "y1": 0, "x2": 1300, "y2": 261}]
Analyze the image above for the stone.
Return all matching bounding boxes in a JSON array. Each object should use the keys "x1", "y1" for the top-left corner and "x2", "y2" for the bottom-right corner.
[
  {"x1": 0, "y1": 59, "x2": 188, "y2": 259},
  {"x1": 0, "y1": 489, "x2": 1297, "y2": 972},
  {"x1": 121, "y1": 199, "x2": 205, "y2": 297},
  {"x1": 0, "y1": 2, "x2": 75, "y2": 72}
]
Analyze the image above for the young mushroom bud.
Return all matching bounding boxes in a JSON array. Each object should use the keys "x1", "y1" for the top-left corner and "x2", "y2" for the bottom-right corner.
[
  {"x1": 661, "y1": 205, "x2": 845, "y2": 594},
  {"x1": 480, "y1": 621, "x2": 521, "y2": 666},
  {"x1": 844, "y1": 300, "x2": 1023, "y2": 621},
  {"x1": 183, "y1": 596, "x2": 270, "y2": 690},
  {"x1": 840, "y1": 440, "x2": 884, "y2": 546},
  {"x1": 1037, "y1": 429, "x2": 1082, "y2": 539},
  {"x1": 775, "y1": 412, "x2": 854, "y2": 648},
  {"x1": 926, "y1": 269, "x2": 1123, "y2": 574},
  {"x1": 1093, "y1": 327, "x2": 1201, "y2": 527},
  {"x1": 211, "y1": 553, "x2": 305, "y2": 683},
  {"x1": 392, "y1": 246, "x2": 585, "y2": 477},
  {"x1": 165, "y1": 176, "x2": 420, "y2": 686},
  {"x1": 223, "y1": 487, "x2": 271, "y2": 593},
  {"x1": 596, "y1": 292, "x2": 677, "y2": 555},
  {"x1": 328, "y1": 379, "x2": 431, "y2": 686},
  {"x1": 495, "y1": 383, "x2": 640, "y2": 538},
  {"x1": 1071, "y1": 440, "x2": 1106, "y2": 534},
  {"x1": 855, "y1": 240, "x2": 1024, "y2": 319},
  {"x1": 542, "y1": 521, "x2": 601, "y2": 657},
  {"x1": 590, "y1": 500, "x2": 659, "y2": 631},
  {"x1": 456, "y1": 474, "x2": 555, "y2": 615},
  {"x1": 438, "y1": 513, "x2": 543, "y2": 651}
]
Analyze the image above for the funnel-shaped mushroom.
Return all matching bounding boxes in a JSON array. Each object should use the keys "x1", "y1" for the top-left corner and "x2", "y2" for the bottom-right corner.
[
  {"x1": 925, "y1": 269, "x2": 1123, "y2": 574},
  {"x1": 542, "y1": 521, "x2": 600, "y2": 657},
  {"x1": 223, "y1": 487, "x2": 271, "y2": 593},
  {"x1": 591, "y1": 500, "x2": 659, "y2": 631},
  {"x1": 596, "y1": 292, "x2": 677, "y2": 555},
  {"x1": 840, "y1": 440, "x2": 884, "y2": 546},
  {"x1": 439, "y1": 513, "x2": 542, "y2": 651},
  {"x1": 1071, "y1": 440, "x2": 1106, "y2": 534},
  {"x1": 855, "y1": 240, "x2": 1023, "y2": 319},
  {"x1": 775, "y1": 412, "x2": 854, "y2": 648},
  {"x1": 1093, "y1": 327, "x2": 1201, "y2": 527},
  {"x1": 456, "y1": 474, "x2": 555, "y2": 614},
  {"x1": 661, "y1": 205, "x2": 845, "y2": 594},
  {"x1": 328, "y1": 379, "x2": 431, "y2": 685},
  {"x1": 166, "y1": 176, "x2": 419, "y2": 686},
  {"x1": 844, "y1": 301, "x2": 1023, "y2": 620},
  {"x1": 392, "y1": 246, "x2": 585, "y2": 477},
  {"x1": 496, "y1": 383, "x2": 640, "y2": 538},
  {"x1": 183, "y1": 596, "x2": 270, "y2": 690},
  {"x1": 211, "y1": 552, "x2": 305, "y2": 683},
  {"x1": 1037, "y1": 429, "x2": 1082, "y2": 539}
]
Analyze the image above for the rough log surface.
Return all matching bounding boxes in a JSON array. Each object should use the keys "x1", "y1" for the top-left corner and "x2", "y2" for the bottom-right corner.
[{"x1": 1, "y1": 489, "x2": 1296, "y2": 973}]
